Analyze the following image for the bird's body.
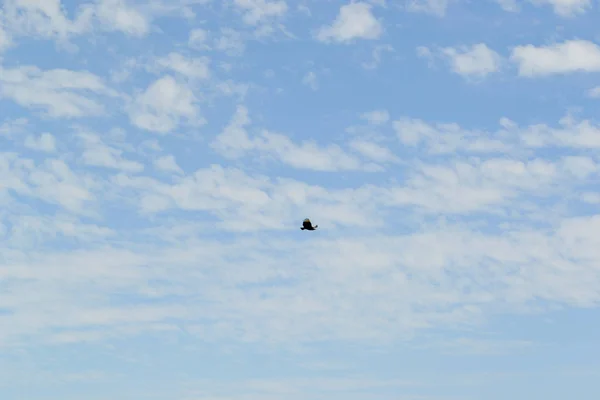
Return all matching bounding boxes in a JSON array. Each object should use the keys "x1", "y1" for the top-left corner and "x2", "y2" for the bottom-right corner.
[{"x1": 301, "y1": 218, "x2": 317, "y2": 230}]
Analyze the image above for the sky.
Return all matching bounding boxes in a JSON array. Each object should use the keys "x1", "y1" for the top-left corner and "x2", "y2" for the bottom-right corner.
[{"x1": 1, "y1": 0, "x2": 600, "y2": 399}]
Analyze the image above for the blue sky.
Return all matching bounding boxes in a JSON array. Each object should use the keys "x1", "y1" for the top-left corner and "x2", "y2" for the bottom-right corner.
[{"x1": 1, "y1": 0, "x2": 600, "y2": 399}]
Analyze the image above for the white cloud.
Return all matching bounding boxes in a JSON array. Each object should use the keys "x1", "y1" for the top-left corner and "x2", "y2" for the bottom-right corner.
[
  {"x1": 581, "y1": 192, "x2": 600, "y2": 204},
  {"x1": 510, "y1": 40, "x2": 600, "y2": 77},
  {"x1": 188, "y1": 27, "x2": 210, "y2": 50},
  {"x1": 233, "y1": 0, "x2": 288, "y2": 25},
  {"x1": 256, "y1": 131, "x2": 380, "y2": 171},
  {"x1": 155, "y1": 52, "x2": 211, "y2": 80},
  {"x1": 112, "y1": 162, "x2": 385, "y2": 231},
  {"x1": 182, "y1": 377, "x2": 416, "y2": 399},
  {"x1": 405, "y1": 0, "x2": 449, "y2": 16},
  {"x1": 3, "y1": 114, "x2": 600, "y2": 352},
  {"x1": 362, "y1": 43, "x2": 394, "y2": 69},
  {"x1": 367, "y1": 0, "x2": 388, "y2": 6},
  {"x1": 528, "y1": 0, "x2": 592, "y2": 16},
  {"x1": 519, "y1": 114, "x2": 600, "y2": 148},
  {"x1": 3, "y1": 214, "x2": 114, "y2": 249},
  {"x1": 0, "y1": 65, "x2": 116, "y2": 117},
  {"x1": 316, "y1": 2, "x2": 382, "y2": 43},
  {"x1": 349, "y1": 139, "x2": 398, "y2": 163},
  {"x1": 587, "y1": 86, "x2": 600, "y2": 98},
  {"x1": 216, "y1": 79, "x2": 250, "y2": 98},
  {"x1": 416, "y1": 45, "x2": 437, "y2": 71},
  {"x1": 0, "y1": 0, "x2": 207, "y2": 44},
  {"x1": 393, "y1": 113, "x2": 600, "y2": 153},
  {"x1": 113, "y1": 164, "x2": 270, "y2": 216},
  {"x1": 211, "y1": 106, "x2": 379, "y2": 171},
  {"x1": 108, "y1": 57, "x2": 139, "y2": 83},
  {"x1": 393, "y1": 117, "x2": 512, "y2": 154},
  {"x1": 441, "y1": 43, "x2": 503, "y2": 78},
  {"x1": 93, "y1": 0, "x2": 150, "y2": 36},
  {"x1": 0, "y1": 24, "x2": 12, "y2": 53},
  {"x1": 137, "y1": 0, "x2": 211, "y2": 21},
  {"x1": 4, "y1": 210, "x2": 600, "y2": 346},
  {"x1": 418, "y1": 337, "x2": 536, "y2": 356},
  {"x1": 24, "y1": 133, "x2": 56, "y2": 153},
  {"x1": 561, "y1": 155, "x2": 597, "y2": 178},
  {"x1": 128, "y1": 75, "x2": 201, "y2": 133},
  {"x1": 361, "y1": 110, "x2": 390, "y2": 125},
  {"x1": 0, "y1": 118, "x2": 28, "y2": 140},
  {"x1": 214, "y1": 28, "x2": 246, "y2": 55},
  {"x1": 77, "y1": 132, "x2": 144, "y2": 173},
  {"x1": 154, "y1": 154, "x2": 183, "y2": 174},
  {"x1": 381, "y1": 155, "x2": 596, "y2": 215},
  {"x1": 302, "y1": 71, "x2": 318, "y2": 90},
  {"x1": 297, "y1": 4, "x2": 311, "y2": 15},
  {"x1": 210, "y1": 104, "x2": 253, "y2": 158},
  {"x1": 1, "y1": 0, "x2": 94, "y2": 40},
  {"x1": 1, "y1": 153, "x2": 96, "y2": 214},
  {"x1": 496, "y1": 0, "x2": 520, "y2": 11}
]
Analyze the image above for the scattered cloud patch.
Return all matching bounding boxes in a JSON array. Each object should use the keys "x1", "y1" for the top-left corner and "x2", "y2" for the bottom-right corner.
[
  {"x1": 361, "y1": 109, "x2": 390, "y2": 125},
  {"x1": 0, "y1": 24, "x2": 12, "y2": 53},
  {"x1": 496, "y1": 0, "x2": 520, "y2": 12},
  {"x1": 24, "y1": 133, "x2": 56, "y2": 153},
  {"x1": 233, "y1": 0, "x2": 288, "y2": 25},
  {"x1": 155, "y1": 52, "x2": 211, "y2": 80},
  {"x1": 302, "y1": 71, "x2": 318, "y2": 90},
  {"x1": 405, "y1": 0, "x2": 449, "y2": 16},
  {"x1": 93, "y1": 0, "x2": 150, "y2": 37},
  {"x1": 127, "y1": 75, "x2": 201, "y2": 133},
  {"x1": 214, "y1": 28, "x2": 246, "y2": 55},
  {"x1": 211, "y1": 106, "x2": 380, "y2": 171},
  {"x1": 420, "y1": 43, "x2": 503, "y2": 79},
  {"x1": 154, "y1": 154, "x2": 183, "y2": 175},
  {"x1": 188, "y1": 27, "x2": 210, "y2": 49},
  {"x1": 349, "y1": 139, "x2": 398, "y2": 163},
  {"x1": 1, "y1": 0, "x2": 93, "y2": 40},
  {"x1": 441, "y1": 43, "x2": 503, "y2": 78},
  {"x1": 510, "y1": 40, "x2": 600, "y2": 77},
  {"x1": 588, "y1": 86, "x2": 600, "y2": 98},
  {"x1": 528, "y1": 0, "x2": 592, "y2": 17},
  {"x1": 316, "y1": 2, "x2": 383, "y2": 43},
  {"x1": 362, "y1": 43, "x2": 394, "y2": 69},
  {"x1": 78, "y1": 131, "x2": 144, "y2": 173},
  {"x1": 0, "y1": 65, "x2": 116, "y2": 117}
]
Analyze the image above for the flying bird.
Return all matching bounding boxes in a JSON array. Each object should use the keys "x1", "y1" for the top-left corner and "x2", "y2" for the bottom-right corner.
[{"x1": 301, "y1": 218, "x2": 318, "y2": 230}]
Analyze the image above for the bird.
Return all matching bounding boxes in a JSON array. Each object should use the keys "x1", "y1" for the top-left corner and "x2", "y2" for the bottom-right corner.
[{"x1": 301, "y1": 218, "x2": 318, "y2": 230}]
